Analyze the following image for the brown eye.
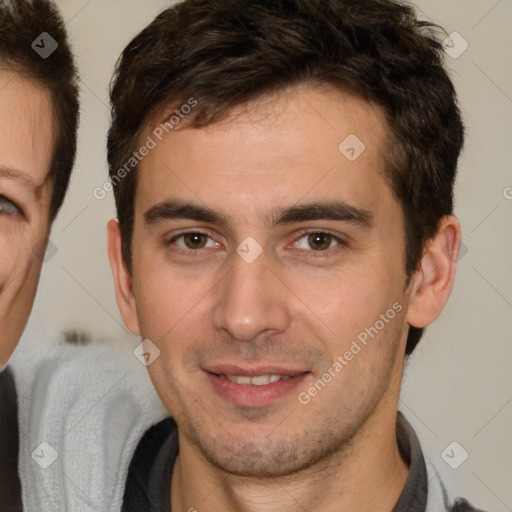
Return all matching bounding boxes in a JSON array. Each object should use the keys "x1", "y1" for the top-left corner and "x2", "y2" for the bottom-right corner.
[
  {"x1": 307, "y1": 232, "x2": 333, "y2": 250},
  {"x1": 169, "y1": 231, "x2": 219, "y2": 253},
  {"x1": 183, "y1": 232, "x2": 208, "y2": 249}
]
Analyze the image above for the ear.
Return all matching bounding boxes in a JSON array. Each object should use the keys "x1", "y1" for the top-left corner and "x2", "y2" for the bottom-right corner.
[
  {"x1": 406, "y1": 215, "x2": 461, "y2": 329},
  {"x1": 107, "y1": 218, "x2": 141, "y2": 336}
]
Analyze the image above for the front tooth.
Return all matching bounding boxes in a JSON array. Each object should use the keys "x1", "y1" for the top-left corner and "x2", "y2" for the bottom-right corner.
[
  {"x1": 251, "y1": 375, "x2": 271, "y2": 385},
  {"x1": 225, "y1": 375, "x2": 286, "y2": 385},
  {"x1": 226, "y1": 375, "x2": 252, "y2": 384}
]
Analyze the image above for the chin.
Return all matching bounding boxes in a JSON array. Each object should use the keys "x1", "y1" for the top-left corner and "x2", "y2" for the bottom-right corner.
[
  {"x1": 203, "y1": 443, "x2": 309, "y2": 478},
  {"x1": 186, "y1": 423, "x2": 351, "y2": 479}
]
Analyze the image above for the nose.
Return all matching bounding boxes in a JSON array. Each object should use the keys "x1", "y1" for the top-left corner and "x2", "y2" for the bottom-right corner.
[{"x1": 212, "y1": 249, "x2": 291, "y2": 341}]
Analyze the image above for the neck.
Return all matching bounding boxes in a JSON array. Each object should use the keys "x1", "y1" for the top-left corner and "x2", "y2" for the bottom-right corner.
[{"x1": 170, "y1": 402, "x2": 409, "y2": 512}]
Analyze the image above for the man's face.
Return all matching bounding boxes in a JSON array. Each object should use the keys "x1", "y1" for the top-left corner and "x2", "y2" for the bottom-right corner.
[
  {"x1": 121, "y1": 86, "x2": 413, "y2": 476},
  {"x1": 0, "y1": 70, "x2": 53, "y2": 364}
]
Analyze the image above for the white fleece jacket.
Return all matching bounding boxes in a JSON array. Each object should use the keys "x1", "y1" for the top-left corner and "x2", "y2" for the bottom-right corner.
[{"x1": 10, "y1": 331, "x2": 167, "y2": 512}]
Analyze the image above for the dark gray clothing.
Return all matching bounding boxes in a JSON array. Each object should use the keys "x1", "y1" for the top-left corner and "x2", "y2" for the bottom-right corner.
[
  {"x1": 122, "y1": 412, "x2": 487, "y2": 512},
  {"x1": 0, "y1": 367, "x2": 23, "y2": 512}
]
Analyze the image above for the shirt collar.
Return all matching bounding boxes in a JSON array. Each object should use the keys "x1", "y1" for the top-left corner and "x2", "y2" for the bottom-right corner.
[{"x1": 392, "y1": 411, "x2": 429, "y2": 512}]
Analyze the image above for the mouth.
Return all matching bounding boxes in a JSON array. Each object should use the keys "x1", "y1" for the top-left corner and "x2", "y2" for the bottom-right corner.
[
  {"x1": 203, "y1": 364, "x2": 310, "y2": 407},
  {"x1": 225, "y1": 374, "x2": 291, "y2": 385}
]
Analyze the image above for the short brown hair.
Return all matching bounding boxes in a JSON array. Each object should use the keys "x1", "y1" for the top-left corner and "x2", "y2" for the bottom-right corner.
[
  {"x1": 0, "y1": 0, "x2": 79, "y2": 220},
  {"x1": 107, "y1": 0, "x2": 464, "y2": 355}
]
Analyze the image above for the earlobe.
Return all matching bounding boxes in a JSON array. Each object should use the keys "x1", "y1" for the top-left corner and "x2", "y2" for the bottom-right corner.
[
  {"x1": 406, "y1": 215, "x2": 461, "y2": 329},
  {"x1": 107, "y1": 218, "x2": 141, "y2": 336}
]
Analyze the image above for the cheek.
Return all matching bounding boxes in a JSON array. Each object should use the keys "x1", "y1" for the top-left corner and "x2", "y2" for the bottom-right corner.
[
  {"x1": 0, "y1": 256, "x2": 42, "y2": 330},
  {"x1": 0, "y1": 209, "x2": 49, "y2": 308},
  {"x1": 132, "y1": 257, "x2": 210, "y2": 344},
  {"x1": 0, "y1": 236, "x2": 30, "y2": 286},
  {"x1": 286, "y1": 262, "x2": 404, "y2": 345}
]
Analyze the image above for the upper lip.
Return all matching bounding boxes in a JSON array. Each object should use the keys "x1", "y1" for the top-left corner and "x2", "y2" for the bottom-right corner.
[{"x1": 203, "y1": 363, "x2": 309, "y2": 377}]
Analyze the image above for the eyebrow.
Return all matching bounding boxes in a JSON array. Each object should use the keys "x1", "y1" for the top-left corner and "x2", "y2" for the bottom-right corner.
[
  {"x1": 273, "y1": 201, "x2": 373, "y2": 229},
  {"x1": 0, "y1": 166, "x2": 38, "y2": 189},
  {"x1": 144, "y1": 199, "x2": 373, "y2": 230},
  {"x1": 144, "y1": 200, "x2": 230, "y2": 227}
]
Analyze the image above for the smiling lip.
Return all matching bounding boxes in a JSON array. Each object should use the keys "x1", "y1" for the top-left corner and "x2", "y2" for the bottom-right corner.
[
  {"x1": 204, "y1": 363, "x2": 308, "y2": 378},
  {"x1": 203, "y1": 363, "x2": 310, "y2": 407}
]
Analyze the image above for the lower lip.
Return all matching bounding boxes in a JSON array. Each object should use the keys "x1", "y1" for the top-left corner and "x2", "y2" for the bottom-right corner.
[{"x1": 205, "y1": 372, "x2": 309, "y2": 407}]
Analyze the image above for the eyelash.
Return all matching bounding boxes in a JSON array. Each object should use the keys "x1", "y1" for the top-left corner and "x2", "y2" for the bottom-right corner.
[{"x1": 166, "y1": 229, "x2": 347, "y2": 256}]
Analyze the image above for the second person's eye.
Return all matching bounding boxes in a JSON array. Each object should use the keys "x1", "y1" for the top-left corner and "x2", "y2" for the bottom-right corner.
[{"x1": 0, "y1": 195, "x2": 23, "y2": 216}]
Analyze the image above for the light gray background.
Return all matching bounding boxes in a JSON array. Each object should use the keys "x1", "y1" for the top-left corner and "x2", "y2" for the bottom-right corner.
[{"x1": 19, "y1": 0, "x2": 512, "y2": 509}]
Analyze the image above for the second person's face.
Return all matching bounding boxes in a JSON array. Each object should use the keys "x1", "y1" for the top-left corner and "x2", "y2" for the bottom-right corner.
[{"x1": 0, "y1": 70, "x2": 54, "y2": 364}]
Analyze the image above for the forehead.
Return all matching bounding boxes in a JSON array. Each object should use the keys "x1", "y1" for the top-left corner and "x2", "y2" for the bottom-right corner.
[
  {"x1": 0, "y1": 69, "x2": 55, "y2": 187},
  {"x1": 136, "y1": 85, "x2": 394, "y2": 224}
]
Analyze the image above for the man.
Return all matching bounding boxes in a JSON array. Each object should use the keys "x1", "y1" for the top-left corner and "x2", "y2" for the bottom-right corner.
[
  {"x1": 107, "y1": 0, "x2": 486, "y2": 510},
  {"x1": 0, "y1": 0, "x2": 78, "y2": 509}
]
